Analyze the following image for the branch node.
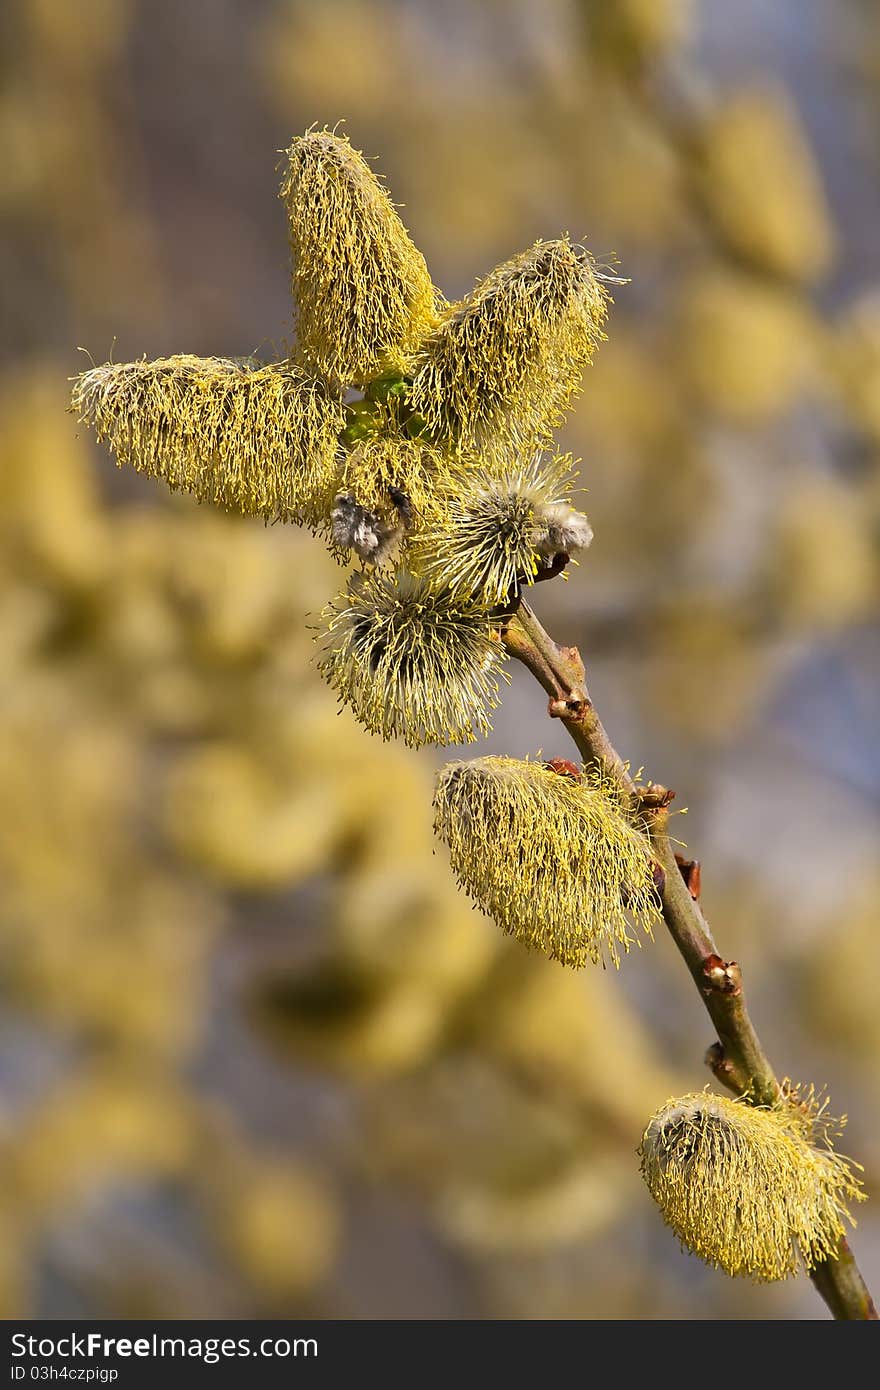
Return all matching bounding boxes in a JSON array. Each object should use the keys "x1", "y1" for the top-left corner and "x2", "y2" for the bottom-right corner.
[
  {"x1": 544, "y1": 757, "x2": 582, "y2": 781},
  {"x1": 533, "y1": 554, "x2": 570, "y2": 584},
  {"x1": 705, "y1": 1041, "x2": 736, "y2": 1081},
  {"x1": 702, "y1": 954, "x2": 742, "y2": 996},
  {"x1": 547, "y1": 696, "x2": 587, "y2": 719},
  {"x1": 559, "y1": 643, "x2": 583, "y2": 670},
  {"x1": 639, "y1": 783, "x2": 676, "y2": 809},
  {"x1": 675, "y1": 853, "x2": 702, "y2": 900}
]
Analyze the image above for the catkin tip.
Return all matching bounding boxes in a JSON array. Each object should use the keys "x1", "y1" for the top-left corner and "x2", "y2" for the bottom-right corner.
[
  {"x1": 70, "y1": 355, "x2": 344, "y2": 524},
  {"x1": 409, "y1": 237, "x2": 612, "y2": 453},
  {"x1": 282, "y1": 129, "x2": 442, "y2": 388}
]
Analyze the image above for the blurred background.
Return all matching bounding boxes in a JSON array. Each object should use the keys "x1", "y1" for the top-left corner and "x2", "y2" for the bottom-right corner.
[{"x1": 1, "y1": 0, "x2": 879, "y2": 1319}]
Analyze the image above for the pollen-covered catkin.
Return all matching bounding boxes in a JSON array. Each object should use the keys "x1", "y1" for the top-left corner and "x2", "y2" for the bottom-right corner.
[
  {"x1": 325, "y1": 438, "x2": 451, "y2": 563},
  {"x1": 433, "y1": 757, "x2": 660, "y2": 967},
  {"x1": 70, "y1": 355, "x2": 345, "y2": 524},
  {"x1": 316, "y1": 570, "x2": 507, "y2": 748},
  {"x1": 329, "y1": 494, "x2": 401, "y2": 567},
  {"x1": 409, "y1": 238, "x2": 611, "y2": 454},
  {"x1": 638, "y1": 1091, "x2": 865, "y2": 1281},
  {"x1": 408, "y1": 454, "x2": 591, "y2": 603},
  {"x1": 281, "y1": 129, "x2": 441, "y2": 388}
]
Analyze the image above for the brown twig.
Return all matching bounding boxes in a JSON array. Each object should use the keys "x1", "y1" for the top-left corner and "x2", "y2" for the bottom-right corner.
[{"x1": 501, "y1": 598, "x2": 877, "y2": 1321}]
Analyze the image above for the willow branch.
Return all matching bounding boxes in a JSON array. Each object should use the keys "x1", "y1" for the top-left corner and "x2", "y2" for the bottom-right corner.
[{"x1": 502, "y1": 597, "x2": 877, "y2": 1321}]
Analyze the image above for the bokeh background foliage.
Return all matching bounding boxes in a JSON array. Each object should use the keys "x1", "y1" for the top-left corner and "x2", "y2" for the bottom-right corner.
[{"x1": 1, "y1": 0, "x2": 879, "y2": 1318}]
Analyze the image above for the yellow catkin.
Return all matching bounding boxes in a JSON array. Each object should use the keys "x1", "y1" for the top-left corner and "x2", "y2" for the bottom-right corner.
[
  {"x1": 433, "y1": 757, "x2": 659, "y2": 967},
  {"x1": 316, "y1": 570, "x2": 507, "y2": 748},
  {"x1": 327, "y1": 437, "x2": 452, "y2": 549},
  {"x1": 70, "y1": 355, "x2": 344, "y2": 525},
  {"x1": 281, "y1": 128, "x2": 441, "y2": 388},
  {"x1": 408, "y1": 453, "x2": 591, "y2": 603},
  {"x1": 639, "y1": 1090, "x2": 865, "y2": 1282},
  {"x1": 409, "y1": 238, "x2": 611, "y2": 454}
]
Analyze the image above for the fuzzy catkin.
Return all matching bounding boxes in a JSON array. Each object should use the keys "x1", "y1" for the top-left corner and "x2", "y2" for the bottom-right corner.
[
  {"x1": 329, "y1": 494, "x2": 406, "y2": 567},
  {"x1": 316, "y1": 571, "x2": 506, "y2": 748},
  {"x1": 326, "y1": 438, "x2": 452, "y2": 559},
  {"x1": 639, "y1": 1091, "x2": 865, "y2": 1282},
  {"x1": 408, "y1": 454, "x2": 590, "y2": 603},
  {"x1": 409, "y1": 238, "x2": 611, "y2": 454},
  {"x1": 281, "y1": 129, "x2": 441, "y2": 388},
  {"x1": 433, "y1": 757, "x2": 659, "y2": 967},
  {"x1": 70, "y1": 355, "x2": 344, "y2": 524}
]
